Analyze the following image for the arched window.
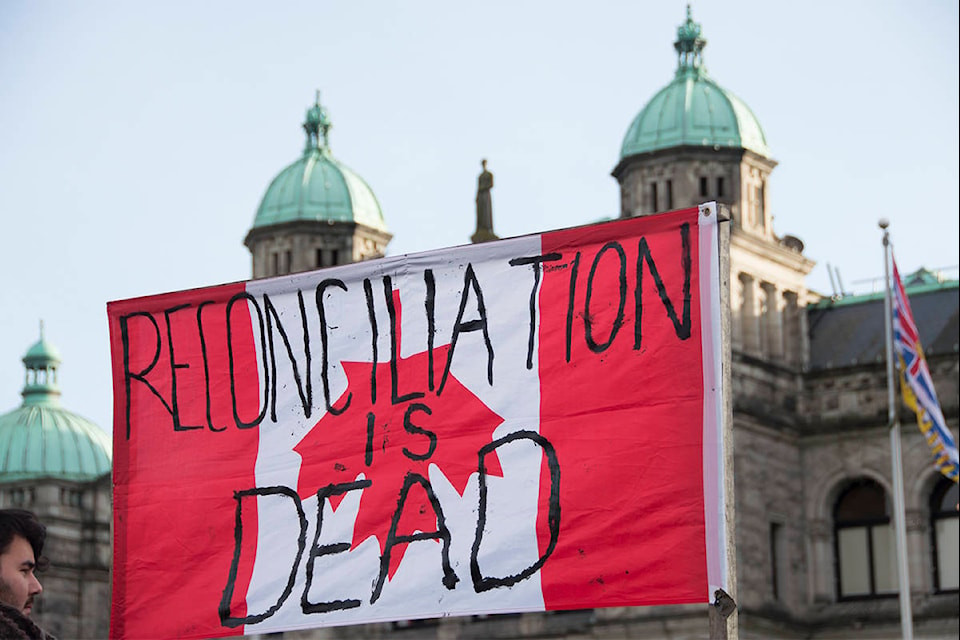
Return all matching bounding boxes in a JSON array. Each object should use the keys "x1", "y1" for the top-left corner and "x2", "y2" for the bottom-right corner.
[
  {"x1": 930, "y1": 478, "x2": 959, "y2": 592},
  {"x1": 834, "y1": 478, "x2": 897, "y2": 599}
]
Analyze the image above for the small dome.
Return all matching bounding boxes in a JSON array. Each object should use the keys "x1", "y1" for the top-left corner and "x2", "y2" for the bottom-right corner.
[
  {"x1": 0, "y1": 330, "x2": 111, "y2": 482},
  {"x1": 620, "y1": 7, "x2": 770, "y2": 159},
  {"x1": 251, "y1": 93, "x2": 388, "y2": 233},
  {"x1": 23, "y1": 336, "x2": 61, "y2": 367}
]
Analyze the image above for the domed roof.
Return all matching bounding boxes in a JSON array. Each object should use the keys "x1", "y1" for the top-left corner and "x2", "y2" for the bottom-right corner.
[
  {"x1": 620, "y1": 7, "x2": 770, "y2": 159},
  {"x1": 23, "y1": 337, "x2": 61, "y2": 366},
  {"x1": 251, "y1": 92, "x2": 388, "y2": 233},
  {"x1": 0, "y1": 328, "x2": 111, "y2": 482}
]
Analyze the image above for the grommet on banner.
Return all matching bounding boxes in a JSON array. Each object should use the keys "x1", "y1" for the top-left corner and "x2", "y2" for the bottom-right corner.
[{"x1": 713, "y1": 589, "x2": 736, "y2": 619}]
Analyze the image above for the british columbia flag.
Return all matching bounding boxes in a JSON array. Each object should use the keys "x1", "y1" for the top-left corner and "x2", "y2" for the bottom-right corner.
[{"x1": 891, "y1": 258, "x2": 959, "y2": 482}]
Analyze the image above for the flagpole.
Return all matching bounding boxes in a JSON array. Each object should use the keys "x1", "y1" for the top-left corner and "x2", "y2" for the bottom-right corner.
[{"x1": 880, "y1": 218, "x2": 913, "y2": 640}]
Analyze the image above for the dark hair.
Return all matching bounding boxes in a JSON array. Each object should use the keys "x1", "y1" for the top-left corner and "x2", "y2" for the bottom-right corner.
[{"x1": 0, "y1": 509, "x2": 48, "y2": 571}]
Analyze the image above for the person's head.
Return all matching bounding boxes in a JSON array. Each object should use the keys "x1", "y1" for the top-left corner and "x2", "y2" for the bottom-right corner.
[{"x1": 0, "y1": 509, "x2": 46, "y2": 616}]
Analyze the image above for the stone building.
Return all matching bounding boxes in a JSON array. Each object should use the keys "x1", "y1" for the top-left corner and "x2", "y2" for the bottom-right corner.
[
  {"x1": 612, "y1": 9, "x2": 958, "y2": 638},
  {"x1": 250, "y1": 7, "x2": 958, "y2": 640},
  {"x1": 0, "y1": 328, "x2": 112, "y2": 639},
  {"x1": 244, "y1": 91, "x2": 392, "y2": 279},
  {"x1": 795, "y1": 271, "x2": 959, "y2": 636}
]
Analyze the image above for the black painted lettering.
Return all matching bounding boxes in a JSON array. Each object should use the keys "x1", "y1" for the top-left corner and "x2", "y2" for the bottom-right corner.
[
  {"x1": 564, "y1": 252, "x2": 581, "y2": 363},
  {"x1": 471, "y1": 430, "x2": 561, "y2": 592},
  {"x1": 424, "y1": 269, "x2": 436, "y2": 391},
  {"x1": 315, "y1": 279, "x2": 352, "y2": 416},
  {"x1": 226, "y1": 292, "x2": 269, "y2": 429},
  {"x1": 302, "y1": 480, "x2": 372, "y2": 614},
  {"x1": 120, "y1": 311, "x2": 169, "y2": 440},
  {"x1": 263, "y1": 291, "x2": 313, "y2": 422},
  {"x1": 370, "y1": 472, "x2": 458, "y2": 604},
  {"x1": 634, "y1": 222, "x2": 692, "y2": 350},
  {"x1": 401, "y1": 403, "x2": 436, "y2": 461},
  {"x1": 383, "y1": 276, "x2": 424, "y2": 405},
  {"x1": 363, "y1": 278, "x2": 378, "y2": 405},
  {"x1": 438, "y1": 264, "x2": 494, "y2": 394},
  {"x1": 509, "y1": 253, "x2": 562, "y2": 369},
  {"x1": 164, "y1": 303, "x2": 203, "y2": 432},
  {"x1": 196, "y1": 301, "x2": 227, "y2": 432},
  {"x1": 365, "y1": 411, "x2": 375, "y2": 466},
  {"x1": 583, "y1": 242, "x2": 627, "y2": 353},
  {"x1": 219, "y1": 486, "x2": 306, "y2": 627}
]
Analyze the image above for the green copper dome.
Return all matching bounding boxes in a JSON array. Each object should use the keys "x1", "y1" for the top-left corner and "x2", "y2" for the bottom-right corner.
[
  {"x1": 620, "y1": 6, "x2": 770, "y2": 159},
  {"x1": 0, "y1": 328, "x2": 112, "y2": 482},
  {"x1": 23, "y1": 337, "x2": 61, "y2": 367},
  {"x1": 252, "y1": 93, "x2": 388, "y2": 233}
]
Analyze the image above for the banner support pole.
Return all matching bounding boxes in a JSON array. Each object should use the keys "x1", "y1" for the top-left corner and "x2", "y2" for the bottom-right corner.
[
  {"x1": 708, "y1": 203, "x2": 737, "y2": 640},
  {"x1": 881, "y1": 219, "x2": 914, "y2": 640}
]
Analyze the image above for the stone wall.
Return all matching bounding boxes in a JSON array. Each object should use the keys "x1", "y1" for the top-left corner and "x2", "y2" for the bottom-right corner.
[{"x1": 1, "y1": 474, "x2": 111, "y2": 639}]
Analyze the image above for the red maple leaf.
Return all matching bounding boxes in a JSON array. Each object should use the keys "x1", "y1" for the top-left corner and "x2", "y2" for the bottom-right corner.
[{"x1": 293, "y1": 293, "x2": 504, "y2": 583}]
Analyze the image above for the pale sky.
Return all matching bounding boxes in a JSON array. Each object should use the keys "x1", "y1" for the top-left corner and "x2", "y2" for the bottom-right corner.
[{"x1": 1, "y1": 0, "x2": 958, "y2": 436}]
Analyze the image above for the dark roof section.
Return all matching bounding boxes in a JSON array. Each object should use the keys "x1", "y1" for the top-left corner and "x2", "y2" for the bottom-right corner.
[{"x1": 807, "y1": 279, "x2": 959, "y2": 371}]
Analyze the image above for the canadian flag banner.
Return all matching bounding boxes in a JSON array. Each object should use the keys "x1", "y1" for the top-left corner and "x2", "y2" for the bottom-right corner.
[{"x1": 107, "y1": 205, "x2": 726, "y2": 639}]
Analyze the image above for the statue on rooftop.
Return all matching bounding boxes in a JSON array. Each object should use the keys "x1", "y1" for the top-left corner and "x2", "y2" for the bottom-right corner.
[{"x1": 472, "y1": 159, "x2": 498, "y2": 243}]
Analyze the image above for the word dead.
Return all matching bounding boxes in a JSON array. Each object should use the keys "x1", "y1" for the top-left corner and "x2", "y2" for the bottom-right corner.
[{"x1": 218, "y1": 430, "x2": 561, "y2": 626}]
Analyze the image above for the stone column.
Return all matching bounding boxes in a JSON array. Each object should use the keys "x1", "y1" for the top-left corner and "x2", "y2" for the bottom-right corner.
[
  {"x1": 730, "y1": 277, "x2": 745, "y2": 351},
  {"x1": 782, "y1": 291, "x2": 801, "y2": 367},
  {"x1": 905, "y1": 508, "x2": 928, "y2": 595},
  {"x1": 761, "y1": 282, "x2": 783, "y2": 361},
  {"x1": 738, "y1": 273, "x2": 760, "y2": 355},
  {"x1": 808, "y1": 518, "x2": 834, "y2": 603}
]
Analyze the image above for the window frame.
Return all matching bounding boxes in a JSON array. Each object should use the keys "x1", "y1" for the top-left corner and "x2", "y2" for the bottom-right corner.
[
  {"x1": 833, "y1": 478, "x2": 898, "y2": 601},
  {"x1": 929, "y1": 477, "x2": 959, "y2": 593}
]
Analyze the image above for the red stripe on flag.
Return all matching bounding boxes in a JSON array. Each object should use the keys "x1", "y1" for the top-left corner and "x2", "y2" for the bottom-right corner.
[
  {"x1": 537, "y1": 209, "x2": 709, "y2": 609},
  {"x1": 108, "y1": 283, "x2": 261, "y2": 639}
]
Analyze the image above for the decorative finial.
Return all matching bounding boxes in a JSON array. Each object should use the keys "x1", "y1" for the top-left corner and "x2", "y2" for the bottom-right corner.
[
  {"x1": 674, "y1": 4, "x2": 707, "y2": 74},
  {"x1": 21, "y1": 324, "x2": 62, "y2": 405},
  {"x1": 303, "y1": 90, "x2": 332, "y2": 152}
]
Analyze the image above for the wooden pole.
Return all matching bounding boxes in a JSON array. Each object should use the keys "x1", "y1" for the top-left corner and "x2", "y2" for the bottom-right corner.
[{"x1": 708, "y1": 203, "x2": 737, "y2": 640}]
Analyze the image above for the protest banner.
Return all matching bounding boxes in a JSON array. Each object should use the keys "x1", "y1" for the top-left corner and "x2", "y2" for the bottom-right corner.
[{"x1": 108, "y1": 204, "x2": 727, "y2": 638}]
